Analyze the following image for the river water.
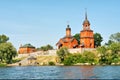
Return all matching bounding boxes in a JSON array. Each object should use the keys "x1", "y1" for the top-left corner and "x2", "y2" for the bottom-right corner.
[{"x1": 0, "y1": 66, "x2": 120, "y2": 79}]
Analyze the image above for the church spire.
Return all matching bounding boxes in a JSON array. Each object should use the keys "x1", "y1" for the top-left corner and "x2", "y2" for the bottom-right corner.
[
  {"x1": 85, "y1": 9, "x2": 87, "y2": 20},
  {"x1": 83, "y1": 9, "x2": 90, "y2": 30},
  {"x1": 67, "y1": 21, "x2": 70, "y2": 28}
]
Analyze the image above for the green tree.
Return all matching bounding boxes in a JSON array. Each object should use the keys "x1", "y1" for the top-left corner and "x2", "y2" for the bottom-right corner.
[
  {"x1": 82, "y1": 51, "x2": 98, "y2": 64},
  {"x1": 97, "y1": 46, "x2": 108, "y2": 64},
  {"x1": 0, "y1": 42, "x2": 17, "y2": 64},
  {"x1": 0, "y1": 34, "x2": 9, "y2": 43},
  {"x1": 94, "y1": 33, "x2": 103, "y2": 47},
  {"x1": 57, "y1": 47, "x2": 69, "y2": 63},
  {"x1": 38, "y1": 44, "x2": 53, "y2": 51},
  {"x1": 73, "y1": 33, "x2": 80, "y2": 45},
  {"x1": 40, "y1": 46, "x2": 47, "y2": 51},
  {"x1": 46, "y1": 44, "x2": 53, "y2": 50},
  {"x1": 97, "y1": 46, "x2": 112, "y2": 65},
  {"x1": 108, "y1": 43, "x2": 120, "y2": 64},
  {"x1": 110, "y1": 32, "x2": 120, "y2": 43},
  {"x1": 105, "y1": 40, "x2": 114, "y2": 45}
]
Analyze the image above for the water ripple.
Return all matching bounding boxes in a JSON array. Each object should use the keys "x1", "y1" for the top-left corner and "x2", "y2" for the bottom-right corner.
[{"x1": 0, "y1": 66, "x2": 120, "y2": 79}]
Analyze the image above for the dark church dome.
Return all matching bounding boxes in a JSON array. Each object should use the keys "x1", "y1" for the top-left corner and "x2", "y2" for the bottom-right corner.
[{"x1": 83, "y1": 19, "x2": 90, "y2": 25}]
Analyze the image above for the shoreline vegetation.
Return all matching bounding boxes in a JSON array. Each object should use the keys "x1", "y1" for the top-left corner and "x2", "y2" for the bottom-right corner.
[
  {"x1": 56, "y1": 43, "x2": 120, "y2": 66},
  {"x1": 0, "y1": 33, "x2": 120, "y2": 67},
  {"x1": 4, "y1": 42, "x2": 120, "y2": 67}
]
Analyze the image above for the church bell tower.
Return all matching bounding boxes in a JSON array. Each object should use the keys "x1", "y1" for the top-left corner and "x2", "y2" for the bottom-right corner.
[{"x1": 80, "y1": 11, "x2": 94, "y2": 48}]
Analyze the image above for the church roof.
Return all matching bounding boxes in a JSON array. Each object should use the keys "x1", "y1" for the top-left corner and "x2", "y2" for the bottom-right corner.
[
  {"x1": 20, "y1": 44, "x2": 35, "y2": 48},
  {"x1": 81, "y1": 29, "x2": 93, "y2": 32},
  {"x1": 56, "y1": 36, "x2": 75, "y2": 46},
  {"x1": 83, "y1": 19, "x2": 90, "y2": 25}
]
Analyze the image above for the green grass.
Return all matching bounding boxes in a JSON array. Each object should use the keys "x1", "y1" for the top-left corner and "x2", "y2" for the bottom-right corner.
[
  {"x1": 12, "y1": 57, "x2": 27, "y2": 63},
  {"x1": 0, "y1": 63, "x2": 7, "y2": 67}
]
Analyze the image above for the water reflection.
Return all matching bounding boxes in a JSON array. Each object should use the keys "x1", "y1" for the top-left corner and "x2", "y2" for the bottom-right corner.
[
  {"x1": 0, "y1": 66, "x2": 120, "y2": 79},
  {"x1": 79, "y1": 66, "x2": 95, "y2": 79}
]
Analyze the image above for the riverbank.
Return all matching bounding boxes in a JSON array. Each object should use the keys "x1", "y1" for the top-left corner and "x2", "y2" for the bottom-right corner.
[{"x1": 7, "y1": 62, "x2": 120, "y2": 67}]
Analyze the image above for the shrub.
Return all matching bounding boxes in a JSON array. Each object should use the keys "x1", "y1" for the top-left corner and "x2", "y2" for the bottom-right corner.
[
  {"x1": 82, "y1": 51, "x2": 98, "y2": 64},
  {"x1": 63, "y1": 55, "x2": 74, "y2": 65},
  {"x1": 48, "y1": 61, "x2": 55, "y2": 66},
  {"x1": 57, "y1": 47, "x2": 69, "y2": 63}
]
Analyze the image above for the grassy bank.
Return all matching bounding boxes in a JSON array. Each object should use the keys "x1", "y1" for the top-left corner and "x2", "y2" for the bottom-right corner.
[{"x1": 0, "y1": 63, "x2": 7, "y2": 67}]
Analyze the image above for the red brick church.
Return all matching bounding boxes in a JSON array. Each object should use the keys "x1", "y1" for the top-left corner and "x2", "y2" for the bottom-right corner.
[
  {"x1": 56, "y1": 12, "x2": 94, "y2": 49},
  {"x1": 56, "y1": 24, "x2": 78, "y2": 49}
]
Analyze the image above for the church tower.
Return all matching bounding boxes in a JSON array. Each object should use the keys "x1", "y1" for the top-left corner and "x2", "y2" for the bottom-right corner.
[
  {"x1": 66, "y1": 24, "x2": 71, "y2": 37},
  {"x1": 80, "y1": 12, "x2": 94, "y2": 48}
]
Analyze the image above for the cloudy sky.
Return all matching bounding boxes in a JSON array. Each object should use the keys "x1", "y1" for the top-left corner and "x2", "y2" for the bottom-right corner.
[{"x1": 0, "y1": 0, "x2": 120, "y2": 50}]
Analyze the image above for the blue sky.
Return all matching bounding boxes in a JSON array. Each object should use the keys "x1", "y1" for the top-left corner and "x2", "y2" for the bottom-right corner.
[{"x1": 0, "y1": 0, "x2": 120, "y2": 50}]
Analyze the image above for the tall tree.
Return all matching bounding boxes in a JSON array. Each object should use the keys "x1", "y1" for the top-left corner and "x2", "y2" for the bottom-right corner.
[
  {"x1": 73, "y1": 33, "x2": 80, "y2": 45},
  {"x1": 110, "y1": 32, "x2": 120, "y2": 43},
  {"x1": 0, "y1": 34, "x2": 9, "y2": 43},
  {"x1": 94, "y1": 33, "x2": 103, "y2": 47},
  {"x1": 0, "y1": 42, "x2": 17, "y2": 64},
  {"x1": 0, "y1": 34, "x2": 17, "y2": 64}
]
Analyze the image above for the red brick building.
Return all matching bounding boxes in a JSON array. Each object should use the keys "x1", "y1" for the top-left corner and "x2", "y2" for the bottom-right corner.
[
  {"x1": 56, "y1": 25, "x2": 78, "y2": 49},
  {"x1": 18, "y1": 44, "x2": 36, "y2": 54},
  {"x1": 80, "y1": 12, "x2": 94, "y2": 48}
]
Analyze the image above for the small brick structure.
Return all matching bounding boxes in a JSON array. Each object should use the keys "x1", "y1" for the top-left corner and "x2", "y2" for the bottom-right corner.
[{"x1": 18, "y1": 44, "x2": 36, "y2": 54}]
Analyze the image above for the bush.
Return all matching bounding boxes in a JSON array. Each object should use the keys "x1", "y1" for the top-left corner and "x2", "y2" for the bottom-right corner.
[
  {"x1": 48, "y1": 61, "x2": 55, "y2": 66},
  {"x1": 63, "y1": 55, "x2": 74, "y2": 65},
  {"x1": 57, "y1": 47, "x2": 69, "y2": 63},
  {"x1": 12, "y1": 59, "x2": 21, "y2": 63},
  {"x1": 82, "y1": 51, "x2": 97, "y2": 64}
]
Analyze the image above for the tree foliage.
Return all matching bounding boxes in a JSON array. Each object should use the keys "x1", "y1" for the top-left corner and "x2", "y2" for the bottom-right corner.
[
  {"x1": 0, "y1": 34, "x2": 9, "y2": 43},
  {"x1": 105, "y1": 40, "x2": 114, "y2": 45},
  {"x1": 82, "y1": 51, "x2": 98, "y2": 64},
  {"x1": 58, "y1": 42, "x2": 120, "y2": 65},
  {"x1": 38, "y1": 44, "x2": 53, "y2": 51},
  {"x1": 63, "y1": 51, "x2": 98, "y2": 65},
  {"x1": 0, "y1": 42, "x2": 17, "y2": 64},
  {"x1": 73, "y1": 33, "x2": 80, "y2": 45},
  {"x1": 57, "y1": 47, "x2": 70, "y2": 63},
  {"x1": 97, "y1": 46, "x2": 110, "y2": 64},
  {"x1": 97, "y1": 43, "x2": 120, "y2": 65},
  {"x1": 94, "y1": 33, "x2": 103, "y2": 47},
  {"x1": 73, "y1": 33, "x2": 103, "y2": 47},
  {"x1": 110, "y1": 32, "x2": 120, "y2": 43},
  {"x1": 0, "y1": 34, "x2": 17, "y2": 64}
]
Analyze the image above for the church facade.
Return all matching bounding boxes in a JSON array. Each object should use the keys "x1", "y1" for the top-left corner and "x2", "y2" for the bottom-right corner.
[
  {"x1": 56, "y1": 25, "x2": 78, "y2": 49},
  {"x1": 56, "y1": 12, "x2": 94, "y2": 49}
]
